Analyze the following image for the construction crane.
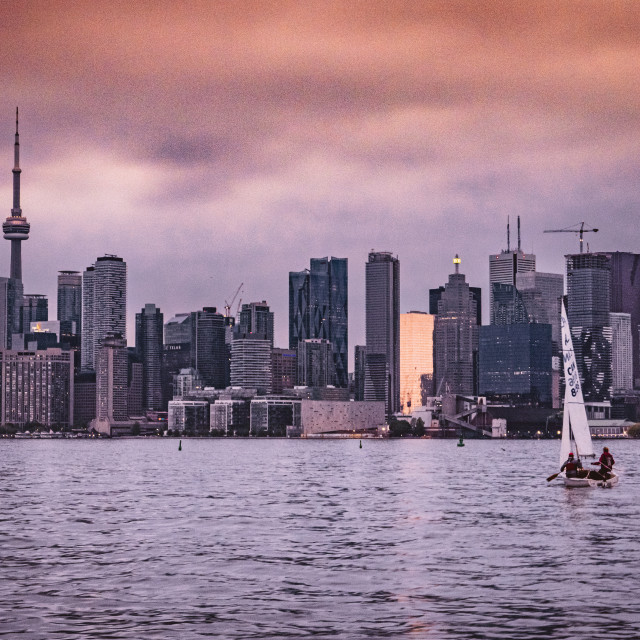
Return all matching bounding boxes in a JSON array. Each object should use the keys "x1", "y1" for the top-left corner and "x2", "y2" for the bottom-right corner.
[
  {"x1": 543, "y1": 222, "x2": 598, "y2": 254},
  {"x1": 224, "y1": 282, "x2": 243, "y2": 318}
]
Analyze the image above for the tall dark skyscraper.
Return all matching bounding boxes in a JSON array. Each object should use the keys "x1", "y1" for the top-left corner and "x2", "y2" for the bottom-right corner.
[
  {"x1": 21, "y1": 293, "x2": 48, "y2": 332},
  {"x1": 364, "y1": 251, "x2": 400, "y2": 415},
  {"x1": 135, "y1": 303, "x2": 164, "y2": 410},
  {"x1": 433, "y1": 256, "x2": 478, "y2": 396},
  {"x1": 193, "y1": 307, "x2": 226, "y2": 388},
  {"x1": 81, "y1": 255, "x2": 127, "y2": 372},
  {"x1": 566, "y1": 253, "x2": 612, "y2": 401},
  {"x1": 3, "y1": 109, "x2": 30, "y2": 283},
  {"x1": 289, "y1": 257, "x2": 348, "y2": 387},
  {"x1": 58, "y1": 270, "x2": 82, "y2": 327}
]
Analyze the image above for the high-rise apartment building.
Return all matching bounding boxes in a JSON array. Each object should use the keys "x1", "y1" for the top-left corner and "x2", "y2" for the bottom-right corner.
[
  {"x1": 0, "y1": 348, "x2": 73, "y2": 427},
  {"x1": 610, "y1": 312, "x2": 633, "y2": 392},
  {"x1": 400, "y1": 312, "x2": 435, "y2": 414},
  {"x1": 566, "y1": 253, "x2": 612, "y2": 401},
  {"x1": 364, "y1": 251, "x2": 400, "y2": 415},
  {"x1": 434, "y1": 256, "x2": 478, "y2": 396},
  {"x1": 238, "y1": 301, "x2": 274, "y2": 346},
  {"x1": 92, "y1": 332, "x2": 129, "y2": 434},
  {"x1": 271, "y1": 348, "x2": 297, "y2": 394},
  {"x1": 289, "y1": 257, "x2": 348, "y2": 387},
  {"x1": 489, "y1": 218, "x2": 535, "y2": 324},
  {"x1": 81, "y1": 255, "x2": 127, "y2": 372},
  {"x1": 230, "y1": 334, "x2": 272, "y2": 391},
  {"x1": 57, "y1": 270, "x2": 82, "y2": 327},
  {"x1": 135, "y1": 303, "x2": 164, "y2": 410}
]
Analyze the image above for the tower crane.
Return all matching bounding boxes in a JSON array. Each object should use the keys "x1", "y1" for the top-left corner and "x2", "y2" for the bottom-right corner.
[
  {"x1": 543, "y1": 222, "x2": 598, "y2": 254},
  {"x1": 224, "y1": 282, "x2": 243, "y2": 318}
]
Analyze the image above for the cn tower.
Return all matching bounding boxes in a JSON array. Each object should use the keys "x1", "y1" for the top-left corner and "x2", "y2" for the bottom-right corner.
[{"x1": 3, "y1": 108, "x2": 30, "y2": 281}]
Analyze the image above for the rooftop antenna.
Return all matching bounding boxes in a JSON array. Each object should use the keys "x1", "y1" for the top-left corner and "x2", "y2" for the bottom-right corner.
[
  {"x1": 517, "y1": 216, "x2": 521, "y2": 252},
  {"x1": 507, "y1": 217, "x2": 510, "y2": 252}
]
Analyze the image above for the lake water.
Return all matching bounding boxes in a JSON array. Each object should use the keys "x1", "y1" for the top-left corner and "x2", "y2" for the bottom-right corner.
[{"x1": 0, "y1": 438, "x2": 638, "y2": 639}]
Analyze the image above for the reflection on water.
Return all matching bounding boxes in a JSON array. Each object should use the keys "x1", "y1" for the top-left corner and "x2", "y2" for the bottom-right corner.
[{"x1": 0, "y1": 439, "x2": 638, "y2": 639}]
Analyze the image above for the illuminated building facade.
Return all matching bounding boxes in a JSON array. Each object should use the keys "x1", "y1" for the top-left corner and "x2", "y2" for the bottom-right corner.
[{"x1": 400, "y1": 311, "x2": 434, "y2": 414}]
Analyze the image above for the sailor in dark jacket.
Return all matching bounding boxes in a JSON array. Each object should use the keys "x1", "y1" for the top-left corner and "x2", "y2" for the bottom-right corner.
[
  {"x1": 591, "y1": 446, "x2": 615, "y2": 479},
  {"x1": 561, "y1": 452, "x2": 582, "y2": 478}
]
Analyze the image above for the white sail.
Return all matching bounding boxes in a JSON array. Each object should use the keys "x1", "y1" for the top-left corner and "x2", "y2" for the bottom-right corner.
[{"x1": 559, "y1": 303, "x2": 594, "y2": 465}]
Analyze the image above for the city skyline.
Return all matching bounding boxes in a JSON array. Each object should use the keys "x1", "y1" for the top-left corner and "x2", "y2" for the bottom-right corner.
[{"x1": 1, "y1": 2, "x2": 639, "y2": 354}]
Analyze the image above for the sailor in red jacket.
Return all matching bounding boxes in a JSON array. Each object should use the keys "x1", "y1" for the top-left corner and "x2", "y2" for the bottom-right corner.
[
  {"x1": 560, "y1": 452, "x2": 582, "y2": 478},
  {"x1": 591, "y1": 446, "x2": 615, "y2": 479}
]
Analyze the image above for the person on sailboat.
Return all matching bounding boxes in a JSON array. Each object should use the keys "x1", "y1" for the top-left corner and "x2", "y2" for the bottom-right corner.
[
  {"x1": 591, "y1": 446, "x2": 614, "y2": 480},
  {"x1": 560, "y1": 452, "x2": 582, "y2": 478}
]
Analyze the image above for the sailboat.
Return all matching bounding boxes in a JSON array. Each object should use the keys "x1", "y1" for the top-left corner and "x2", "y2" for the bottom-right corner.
[{"x1": 558, "y1": 303, "x2": 619, "y2": 488}]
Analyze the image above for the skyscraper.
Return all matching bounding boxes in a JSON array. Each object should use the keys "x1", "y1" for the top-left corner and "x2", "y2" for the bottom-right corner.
[
  {"x1": 135, "y1": 303, "x2": 164, "y2": 410},
  {"x1": 57, "y1": 271, "x2": 82, "y2": 326},
  {"x1": 434, "y1": 256, "x2": 478, "y2": 396},
  {"x1": 81, "y1": 255, "x2": 127, "y2": 372},
  {"x1": 566, "y1": 253, "x2": 612, "y2": 401},
  {"x1": 609, "y1": 312, "x2": 633, "y2": 392},
  {"x1": 92, "y1": 332, "x2": 128, "y2": 435},
  {"x1": 364, "y1": 251, "x2": 400, "y2": 415},
  {"x1": 297, "y1": 338, "x2": 335, "y2": 387},
  {"x1": 289, "y1": 257, "x2": 348, "y2": 387},
  {"x1": 0, "y1": 277, "x2": 22, "y2": 349},
  {"x1": 400, "y1": 311, "x2": 435, "y2": 414},
  {"x1": 230, "y1": 335, "x2": 272, "y2": 392},
  {"x1": 354, "y1": 345, "x2": 367, "y2": 401},
  {"x1": 489, "y1": 218, "x2": 535, "y2": 324},
  {"x1": 21, "y1": 294, "x2": 48, "y2": 332},
  {"x1": 238, "y1": 301, "x2": 274, "y2": 346},
  {"x1": 3, "y1": 109, "x2": 30, "y2": 283},
  {"x1": 193, "y1": 307, "x2": 226, "y2": 388}
]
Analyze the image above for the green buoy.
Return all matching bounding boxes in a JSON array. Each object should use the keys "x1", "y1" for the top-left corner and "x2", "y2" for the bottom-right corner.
[
  {"x1": 359, "y1": 440, "x2": 362, "y2": 449},
  {"x1": 457, "y1": 436, "x2": 465, "y2": 447},
  {"x1": 178, "y1": 439, "x2": 182, "y2": 451}
]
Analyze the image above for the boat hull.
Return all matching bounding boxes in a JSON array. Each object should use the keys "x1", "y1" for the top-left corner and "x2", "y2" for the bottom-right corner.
[{"x1": 563, "y1": 472, "x2": 619, "y2": 489}]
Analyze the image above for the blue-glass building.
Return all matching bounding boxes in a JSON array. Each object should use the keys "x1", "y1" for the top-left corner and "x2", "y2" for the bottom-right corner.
[
  {"x1": 479, "y1": 323, "x2": 552, "y2": 404},
  {"x1": 289, "y1": 257, "x2": 348, "y2": 388}
]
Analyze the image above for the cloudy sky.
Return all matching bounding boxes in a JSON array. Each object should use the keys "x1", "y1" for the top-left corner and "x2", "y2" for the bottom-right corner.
[{"x1": 1, "y1": 1, "x2": 639, "y2": 357}]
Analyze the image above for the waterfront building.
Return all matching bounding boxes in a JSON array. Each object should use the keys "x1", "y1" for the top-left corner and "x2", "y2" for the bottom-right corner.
[
  {"x1": 81, "y1": 255, "x2": 127, "y2": 372},
  {"x1": 479, "y1": 323, "x2": 552, "y2": 404},
  {"x1": 271, "y1": 348, "x2": 297, "y2": 394},
  {"x1": 297, "y1": 338, "x2": 334, "y2": 388},
  {"x1": 250, "y1": 396, "x2": 301, "y2": 436},
  {"x1": 135, "y1": 303, "x2": 164, "y2": 410},
  {"x1": 300, "y1": 400, "x2": 386, "y2": 436},
  {"x1": 364, "y1": 251, "x2": 400, "y2": 415},
  {"x1": 0, "y1": 348, "x2": 73, "y2": 427},
  {"x1": 91, "y1": 332, "x2": 129, "y2": 435},
  {"x1": 489, "y1": 218, "x2": 535, "y2": 324},
  {"x1": 354, "y1": 345, "x2": 366, "y2": 401},
  {"x1": 167, "y1": 400, "x2": 209, "y2": 432},
  {"x1": 230, "y1": 334, "x2": 272, "y2": 392},
  {"x1": 73, "y1": 372, "x2": 96, "y2": 426},
  {"x1": 238, "y1": 301, "x2": 274, "y2": 346},
  {"x1": 610, "y1": 312, "x2": 633, "y2": 392},
  {"x1": 433, "y1": 256, "x2": 478, "y2": 396},
  {"x1": 289, "y1": 257, "x2": 348, "y2": 387},
  {"x1": 211, "y1": 399, "x2": 249, "y2": 435},
  {"x1": 127, "y1": 356, "x2": 143, "y2": 417},
  {"x1": 400, "y1": 312, "x2": 435, "y2": 414},
  {"x1": 566, "y1": 253, "x2": 612, "y2": 401}
]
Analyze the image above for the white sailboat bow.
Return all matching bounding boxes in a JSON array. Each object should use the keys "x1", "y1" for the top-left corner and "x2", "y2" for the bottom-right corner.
[{"x1": 559, "y1": 303, "x2": 618, "y2": 487}]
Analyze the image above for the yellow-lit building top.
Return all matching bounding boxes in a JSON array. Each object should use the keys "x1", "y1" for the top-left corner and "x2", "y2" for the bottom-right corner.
[{"x1": 400, "y1": 312, "x2": 435, "y2": 415}]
